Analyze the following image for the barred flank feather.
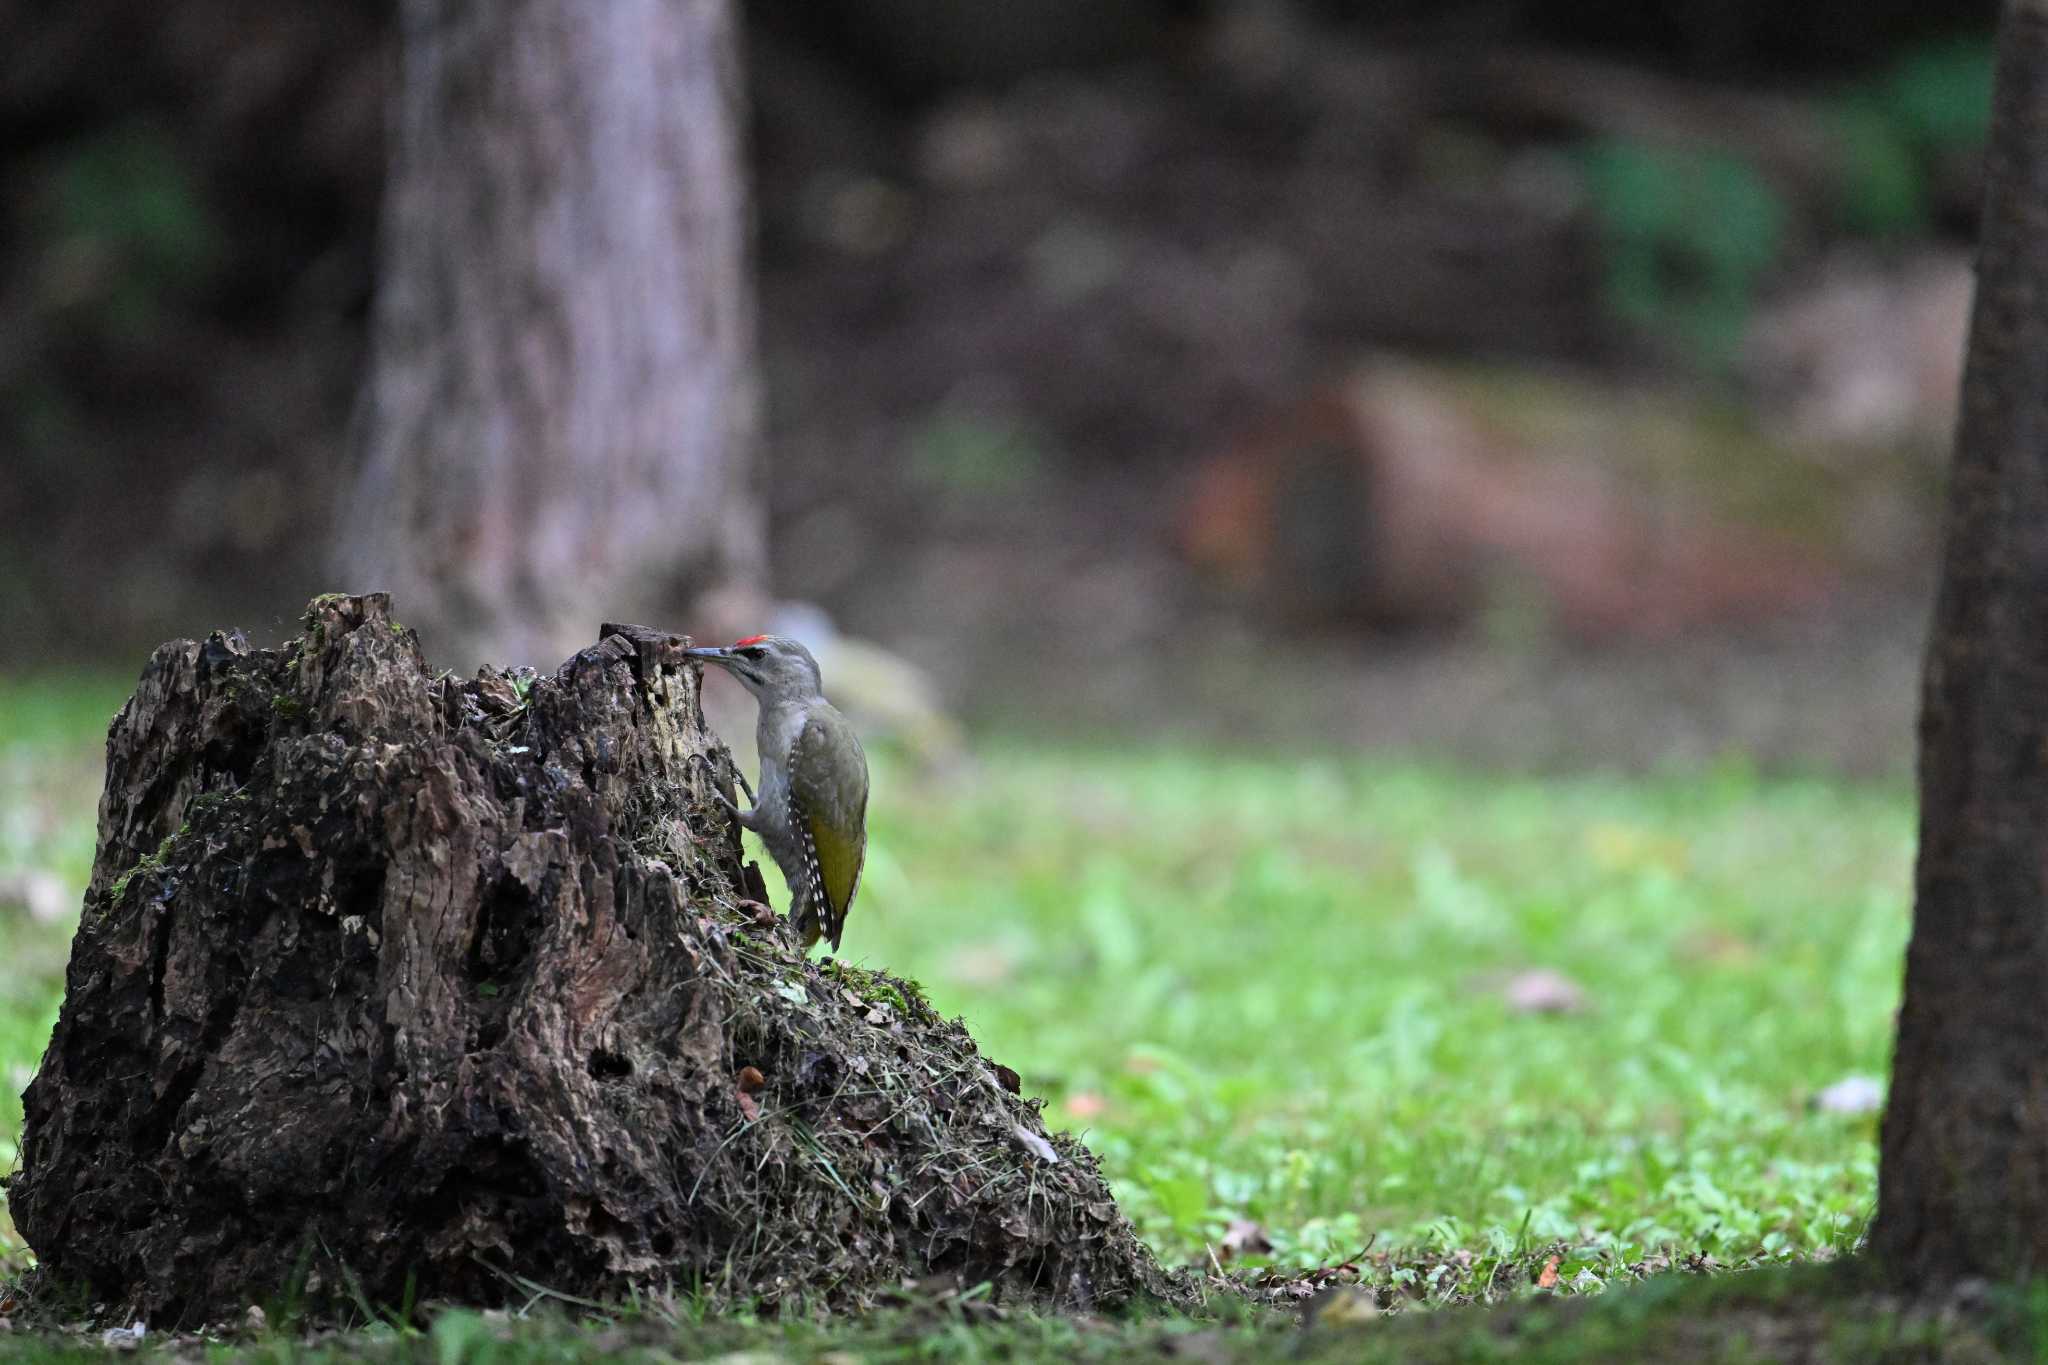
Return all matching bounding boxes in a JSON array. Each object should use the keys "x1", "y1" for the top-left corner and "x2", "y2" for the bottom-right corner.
[
  {"x1": 788, "y1": 712, "x2": 867, "y2": 953},
  {"x1": 789, "y1": 792, "x2": 834, "y2": 949}
]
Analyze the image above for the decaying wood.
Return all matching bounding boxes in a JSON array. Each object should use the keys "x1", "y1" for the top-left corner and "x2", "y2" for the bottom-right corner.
[
  {"x1": 6, "y1": 594, "x2": 1176, "y2": 1324},
  {"x1": 1177, "y1": 357, "x2": 1850, "y2": 638}
]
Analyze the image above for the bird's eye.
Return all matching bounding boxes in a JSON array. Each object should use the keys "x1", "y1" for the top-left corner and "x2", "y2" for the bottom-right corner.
[{"x1": 739, "y1": 647, "x2": 766, "y2": 661}]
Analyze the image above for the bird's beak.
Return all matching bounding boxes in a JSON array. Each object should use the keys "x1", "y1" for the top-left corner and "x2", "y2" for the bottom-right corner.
[{"x1": 685, "y1": 644, "x2": 765, "y2": 688}]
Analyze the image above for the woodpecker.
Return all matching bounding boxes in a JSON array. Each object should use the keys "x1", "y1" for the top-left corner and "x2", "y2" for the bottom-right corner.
[{"x1": 685, "y1": 635, "x2": 870, "y2": 952}]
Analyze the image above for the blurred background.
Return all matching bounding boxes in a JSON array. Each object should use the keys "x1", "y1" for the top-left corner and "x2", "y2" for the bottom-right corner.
[
  {"x1": 1, "y1": 0, "x2": 1995, "y2": 1281},
  {"x1": 0, "y1": 0, "x2": 1995, "y2": 774}
]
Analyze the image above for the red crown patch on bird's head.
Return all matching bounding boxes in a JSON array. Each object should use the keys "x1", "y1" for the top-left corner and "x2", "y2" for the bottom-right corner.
[{"x1": 733, "y1": 634, "x2": 768, "y2": 648}]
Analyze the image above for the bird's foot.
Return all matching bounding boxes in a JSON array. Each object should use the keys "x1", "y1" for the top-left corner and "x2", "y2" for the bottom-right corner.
[{"x1": 686, "y1": 754, "x2": 753, "y2": 824}]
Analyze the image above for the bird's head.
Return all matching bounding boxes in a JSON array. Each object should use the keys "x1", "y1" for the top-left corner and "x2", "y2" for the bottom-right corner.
[{"x1": 684, "y1": 634, "x2": 824, "y2": 702}]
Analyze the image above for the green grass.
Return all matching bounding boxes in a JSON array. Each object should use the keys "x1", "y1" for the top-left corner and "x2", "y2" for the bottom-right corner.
[
  {"x1": 0, "y1": 675, "x2": 1921, "y2": 1356},
  {"x1": 13, "y1": 1262, "x2": 2019, "y2": 1364},
  {"x1": 846, "y1": 750, "x2": 1907, "y2": 1279}
]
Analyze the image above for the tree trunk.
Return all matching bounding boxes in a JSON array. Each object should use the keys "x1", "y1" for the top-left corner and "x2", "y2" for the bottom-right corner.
[
  {"x1": 1871, "y1": 0, "x2": 2048, "y2": 1285},
  {"x1": 337, "y1": 0, "x2": 764, "y2": 671},
  {"x1": 4, "y1": 595, "x2": 1175, "y2": 1324}
]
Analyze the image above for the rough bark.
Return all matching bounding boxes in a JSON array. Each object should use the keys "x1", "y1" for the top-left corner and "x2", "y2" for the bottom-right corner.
[
  {"x1": 4, "y1": 594, "x2": 1175, "y2": 1325},
  {"x1": 337, "y1": 0, "x2": 764, "y2": 671},
  {"x1": 1871, "y1": 0, "x2": 2048, "y2": 1285}
]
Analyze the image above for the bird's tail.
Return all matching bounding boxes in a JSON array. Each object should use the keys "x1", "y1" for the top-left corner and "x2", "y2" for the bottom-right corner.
[{"x1": 792, "y1": 898, "x2": 843, "y2": 953}]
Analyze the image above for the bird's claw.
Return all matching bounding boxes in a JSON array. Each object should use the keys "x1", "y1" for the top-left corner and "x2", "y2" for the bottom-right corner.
[{"x1": 687, "y1": 752, "x2": 744, "y2": 817}]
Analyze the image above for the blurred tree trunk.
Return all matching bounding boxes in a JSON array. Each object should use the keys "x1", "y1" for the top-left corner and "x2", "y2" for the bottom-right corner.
[
  {"x1": 337, "y1": 0, "x2": 763, "y2": 670},
  {"x1": 1872, "y1": 0, "x2": 2048, "y2": 1286}
]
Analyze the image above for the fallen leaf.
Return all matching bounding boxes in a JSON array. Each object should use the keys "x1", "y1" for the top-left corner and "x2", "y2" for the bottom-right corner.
[
  {"x1": 1584, "y1": 822, "x2": 1688, "y2": 875},
  {"x1": 1011, "y1": 1126, "x2": 1060, "y2": 1164},
  {"x1": 1502, "y1": 968, "x2": 1588, "y2": 1015},
  {"x1": 991, "y1": 1063, "x2": 1022, "y2": 1094},
  {"x1": 1218, "y1": 1219, "x2": 1273, "y2": 1261},
  {"x1": 1812, "y1": 1075, "x2": 1884, "y2": 1115},
  {"x1": 1677, "y1": 928, "x2": 1759, "y2": 966},
  {"x1": 736, "y1": 1065, "x2": 766, "y2": 1094},
  {"x1": 1536, "y1": 1254, "x2": 1560, "y2": 1289},
  {"x1": 1302, "y1": 1285, "x2": 1378, "y2": 1328},
  {"x1": 1064, "y1": 1090, "x2": 1106, "y2": 1119},
  {"x1": 0, "y1": 869, "x2": 71, "y2": 923},
  {"x1": 102, "y1": 1322, "x2": 146, "y2": 1351}
]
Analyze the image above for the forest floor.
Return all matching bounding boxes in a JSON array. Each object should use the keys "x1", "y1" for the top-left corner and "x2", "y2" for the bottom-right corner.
[{"x1": 2, "y1": 672, "x2": 2031, "y2": 1359}]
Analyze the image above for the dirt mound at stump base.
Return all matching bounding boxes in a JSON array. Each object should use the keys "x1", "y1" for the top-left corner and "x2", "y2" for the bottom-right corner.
[{"x1": 4, "y1": 594, "x2": 1181, "y2": 1323}]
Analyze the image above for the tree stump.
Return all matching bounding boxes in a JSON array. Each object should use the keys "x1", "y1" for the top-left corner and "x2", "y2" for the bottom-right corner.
[{"x1": 6, "y1": 594, "x2": 1176, "y2": 1324}]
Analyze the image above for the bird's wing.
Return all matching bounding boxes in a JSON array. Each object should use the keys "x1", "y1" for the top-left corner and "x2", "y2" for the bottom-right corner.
[{"x1": 789, "y1": 708, "x2": 869, "y2": 948}]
